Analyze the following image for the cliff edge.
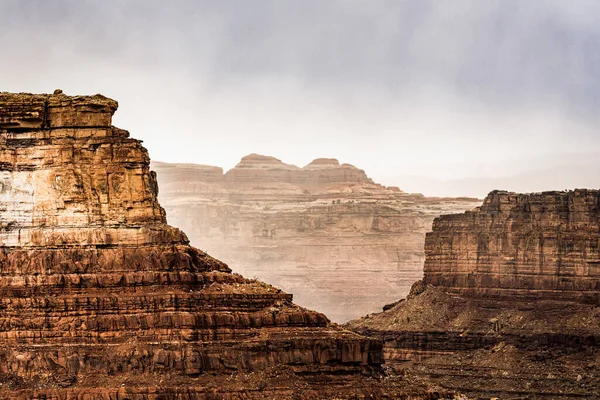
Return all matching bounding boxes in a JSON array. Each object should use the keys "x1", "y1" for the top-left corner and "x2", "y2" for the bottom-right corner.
[
  {"x1": 349, "y1": 190, "x2": 600, "y2": 399},
  {"x1": 0, "y1": 91, "x2": 434, "y2": 399}
]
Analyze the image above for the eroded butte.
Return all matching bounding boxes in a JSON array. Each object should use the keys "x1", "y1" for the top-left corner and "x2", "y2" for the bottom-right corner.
[
  {"x1": 348, "y1": 190, "x2": 600, "y2": 399},
  {"x1": 0, "y1": 92, "x2": 443, "y2": 399}
]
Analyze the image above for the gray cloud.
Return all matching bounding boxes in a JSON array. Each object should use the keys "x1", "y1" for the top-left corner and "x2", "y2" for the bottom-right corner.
[{"x1": 1, "y1": 0, "x2": 599, "y2": 196}]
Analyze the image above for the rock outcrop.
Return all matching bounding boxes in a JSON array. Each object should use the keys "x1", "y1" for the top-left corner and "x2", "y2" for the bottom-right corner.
[
  {"x1": 348, "y1": 190, "x2": 600, "y2": 399},
  {"x1": 0, "y1": 91, "x2": 434, "y2": 399},
  {"x1": 425, "y1": 189, "x2": 600, "y2": 303},
  {"x1": 152, "y1": 159, "x2": 480, "y2": 322}
]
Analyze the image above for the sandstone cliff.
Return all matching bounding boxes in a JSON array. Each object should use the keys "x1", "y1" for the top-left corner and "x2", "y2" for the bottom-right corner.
[
  {"x1": 0, "y1": 91, "x2": 438, "y2": 399},
  {"x1": 348, "y1": 190, "x2": 600, "y2": 399},
  {"x1": 152, "y1": 158, "x2": 480, "y2": 322},
  {"x1": 424, "y1": 189, "x2": 600, "y2": 302}
]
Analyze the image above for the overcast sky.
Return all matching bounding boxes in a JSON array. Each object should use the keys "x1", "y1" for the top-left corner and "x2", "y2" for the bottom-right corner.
[{"x1": 1, "y1": 0, "x2": 599, "y2": 196}]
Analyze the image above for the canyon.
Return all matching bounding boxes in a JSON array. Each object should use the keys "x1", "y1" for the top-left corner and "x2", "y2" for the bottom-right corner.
[
  {"x1": 0, "y1": 91, "x2": 446, "y2": 399},
  {"x1": 5, "y1": 90, "x2": 595, "y2": 398},
  {"x1": 152, "y1": 157, "x2": 480, "y2": 322},
  {"x1": 349, "y1": 190, "x2": 600, "y2": 399}
]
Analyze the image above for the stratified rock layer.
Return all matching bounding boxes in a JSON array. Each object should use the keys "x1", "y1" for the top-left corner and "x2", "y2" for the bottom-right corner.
[
  {"x1": 348, "y1": 284, "x2": 600, "y2": 399},
  {"x1": 0, "y1": 92, "x2": 427, "y2": 399},
  {"x1": 348, "y1": 191, "x2": 600, "y2": 399},
  {"x1": 152, "y1": 159, "x2": 480, "y2": 322},
  {"x1": 424, "y1": 189, "x2": 600, "y2": 303}
]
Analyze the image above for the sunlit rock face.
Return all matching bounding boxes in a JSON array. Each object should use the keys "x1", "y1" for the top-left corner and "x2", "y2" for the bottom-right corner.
[
  {"x1": 425, "y1": 189, "x2": 600, "y2": 302},
  {"x1": 0, "y1": 93, "x2": 185, "y2": 248},
  {"x1": 153, "y1": 158, "x2": 480, "y2": 322},
  {"x1": 0, "y1": 92, "x2": 422, "y2": 399}
]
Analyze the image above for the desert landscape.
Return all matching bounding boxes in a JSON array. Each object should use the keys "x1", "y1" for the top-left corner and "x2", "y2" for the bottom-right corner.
[
  {"x1": 348, "y1": 190, "x2": 600, "y2": 398},
  {"x1": 0, "y1": 91, "x2": 439, "y2": 398},
  {"x1": 2, "y1": 1, "x2": 599, "y2": 399}
]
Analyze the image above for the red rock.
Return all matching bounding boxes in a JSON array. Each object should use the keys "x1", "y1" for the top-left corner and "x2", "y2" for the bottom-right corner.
[
  {"x1": 348, "y1": 190, "x2": 600, "y2": 398},
  {"x1": 0, "y1": 91, "x2": 432, "y2": 398},
  {"x1": 424, "y1": 189, "x2": 600, "y2": 302}
]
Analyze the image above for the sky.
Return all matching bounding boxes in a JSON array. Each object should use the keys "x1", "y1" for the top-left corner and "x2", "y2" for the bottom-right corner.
[{"x1": 1, "y1": 0, "x2": 599, "y2": 196}]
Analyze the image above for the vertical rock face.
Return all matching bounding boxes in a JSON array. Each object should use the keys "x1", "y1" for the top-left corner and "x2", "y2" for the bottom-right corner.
[
  {"x1": 0, "y1": 93, "x2": 185, "y2": 248},
  {"x1": 348, "y1": 190, "x2": 600, "y2": 398},
  {"x1": 0, "y1": 92, "x2": 424, "y2": 399},
  {"x1": 153, "y1": 159, "x2": 480, "y2": 322},
  {"x1": 424, "y1": 189, "x2": 600, "y2": 302}
]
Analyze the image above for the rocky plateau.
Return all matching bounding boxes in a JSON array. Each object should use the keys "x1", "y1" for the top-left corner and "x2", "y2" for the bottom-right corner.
[
  {"x1": 0, "y1": 91, "x2": 450, "y2": 399},
  {"x1": 348, "y1": 190, "x2": 600, "y2": 399},
  {"x1": 152, "y1": 157, "x2": 480, "y2": 322}
]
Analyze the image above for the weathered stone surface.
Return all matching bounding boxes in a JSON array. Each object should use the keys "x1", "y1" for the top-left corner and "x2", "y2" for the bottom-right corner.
[
  {"x1": 223, "y1": 153, "x2": 378, "y2": 198},
  {"x1": 152, "y1": 159, "x2": 480, "y2": 322},
  {"x1": 348, "y1": 284, "x2": 600, "y2": 399},
  {"x1": 424, "y1": 189, "x2": 600, "y2": 302},
  {"x1": 0, "y1": 92, "x2": 118, "y2": 131},
  {"x1": 0, "y1": 93, "x2": 178, "y2": 250},
  {"x1": 0, "y1": 92, "x2": 436, "y2": 398},
  {"x1": 348, "y1": 190, "x2": 600, "y2": 398}
]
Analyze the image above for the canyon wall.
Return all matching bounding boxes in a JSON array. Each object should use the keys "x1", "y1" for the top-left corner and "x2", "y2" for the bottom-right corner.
[
  {"x1": 348, "y1": 190, "x2": 600, "y2": 398},
  {"x1": 0, "y1": 91, "x2": 431, "y2": 399},
  {"x1": 424, "y1": 189, "x2": 600, "y2": 302},
  {"x1": 153, "y1": 157, "x2": 480, "y2": 322}
]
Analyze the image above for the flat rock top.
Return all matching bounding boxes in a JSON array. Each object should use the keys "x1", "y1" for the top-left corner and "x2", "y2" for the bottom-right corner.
[
  {"x1": 481, "y1": 188, "x2": 600, "y2": 207},
  {"x1": 0, "y1": 91, "x2": 119, "y2": 131},
  {"x1": 152, "y1": 161, "x2": 224, "y2": 174},
  {"x1": 235, "y1": 154, "x2": 299, "y2": 170},
  {"x1": 437, "y1": 188, "x2": 600, "y2": 221},
  {"x1": 0, "y1": 91, "x2": 118, "y2": 109},
  {"x1": 303, "y1": 158, "x2": 341, "y2": 169}
]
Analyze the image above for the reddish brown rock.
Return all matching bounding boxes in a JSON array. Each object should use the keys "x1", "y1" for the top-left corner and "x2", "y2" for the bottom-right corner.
[
  {"x1": 0, "y1": 92, "x2": 438, "y2": 399},
  {"x1": 348, "y1": 190, "x2": 600, "y2": 398},
  {"x1": 348, "y1": 283, "x2": 600, "y2": 399}
]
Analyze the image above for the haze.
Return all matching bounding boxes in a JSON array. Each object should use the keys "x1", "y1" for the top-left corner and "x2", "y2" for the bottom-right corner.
[{"x1": 1, "y1": 0, "x2": 599, "y2": 197}]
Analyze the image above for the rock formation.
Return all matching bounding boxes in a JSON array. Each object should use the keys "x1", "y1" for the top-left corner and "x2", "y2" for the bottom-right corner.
[
  {"x1": 424, "y1": 189, "x2": 600, "y2": 303},
  {"x1": 348, "y1": 190, "x2": 600, "y2": 399},
  {"x1": 152, "y1": 158, "x2": 480, "y2": 322},
  {"x1": 0, "y1": 91, "x2": 438, "y2": 399}
]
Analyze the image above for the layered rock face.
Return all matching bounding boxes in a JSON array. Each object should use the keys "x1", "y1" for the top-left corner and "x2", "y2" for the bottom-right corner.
[
  {"x1": 425, "y1": 189, "x2": 600, "y2": 303},
  {"x1": 348, "y1": 190, "x2": 600, "y2": 399},
  {"x1": 153, "y1": 158, "x2": 480, "y2": 322},
  {"x1": 0, "y1": 92, "x2": 184, "y2": 248},
  {"x1": 348, "y1": 284, "x2": 600, "y2": 399},
  {"x1": 0, "y1": 92, "x2": 429, "y2": 399}
]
